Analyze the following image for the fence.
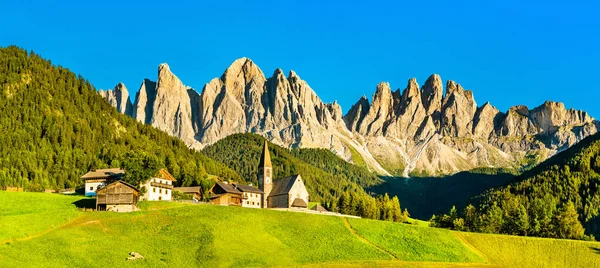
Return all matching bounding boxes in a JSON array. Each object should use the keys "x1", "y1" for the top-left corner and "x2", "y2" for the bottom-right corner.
[{"x1": 1, "y1": 186, "x2": 23, "y2": 192}]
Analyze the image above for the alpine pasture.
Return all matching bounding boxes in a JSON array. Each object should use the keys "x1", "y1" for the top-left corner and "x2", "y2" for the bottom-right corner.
[{"x1": 1, "y1": 192, "x2": 599, "y2": 267}]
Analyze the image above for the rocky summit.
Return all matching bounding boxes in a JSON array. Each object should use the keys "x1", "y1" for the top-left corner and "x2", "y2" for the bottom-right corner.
[{"x1": 99, "y1": 59, "x2": 600, "y2": 177}]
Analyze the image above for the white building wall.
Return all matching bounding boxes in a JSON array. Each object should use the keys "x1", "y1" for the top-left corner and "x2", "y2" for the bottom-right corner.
[
  {"x1": 288, "y1": 178, "x2": 309, "y2": 206},
  {"x1": 140, "y1": 178, "x2": 173, "y2": 201},
  {"x1": 85, "y1": 181, "x2": 106, "y2": 196},
  {"x1": 241, "y1": 192, "x2": 263, "y2": 208}
]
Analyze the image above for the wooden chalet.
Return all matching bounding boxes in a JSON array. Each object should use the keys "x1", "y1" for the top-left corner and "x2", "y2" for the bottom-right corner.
[
  {"x1": 96, "y1": 180, "x2": 139, "y2": 212},
  {"x1": 209, "y1": 182, "x2": 243, "y2": 206}
]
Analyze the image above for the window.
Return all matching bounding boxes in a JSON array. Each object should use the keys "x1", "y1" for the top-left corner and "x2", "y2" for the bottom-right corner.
[
  {"x1": 159, "y1": 189, "x2": 162, "y2": 194},
  {"x1": 166, "y1": 190, "x2": 169, "y2": 195},
  {"x1": 153, "y1": 188, "x2": 156, "y2": 193},
  {"x1": 89, "y1": 186, "x2": 93, "y2": 191}
]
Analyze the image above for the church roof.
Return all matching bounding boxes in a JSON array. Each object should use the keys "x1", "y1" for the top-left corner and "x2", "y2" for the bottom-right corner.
[
  {"x1": 291, "y1": 198, "x2": 308, "y2": 208},
  {"x1": 258, "y1": 139, "x2": 272, "y2": 168},
  {"x1": 269, "y1": 174, "x2": 301, "y2": 197}
]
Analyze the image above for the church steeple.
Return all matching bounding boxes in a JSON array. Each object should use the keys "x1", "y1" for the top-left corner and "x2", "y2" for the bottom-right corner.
[
  {"x1": 258, "y1": 138, "x2": 272, "y2": 168},
  {"x1": 258, "y1": 139, "x2": 273, "y2": 208}
]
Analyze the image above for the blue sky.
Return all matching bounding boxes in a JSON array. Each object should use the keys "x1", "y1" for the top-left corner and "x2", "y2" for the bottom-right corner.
[{"x1": 1, "y1": 0, "x2": 599, "y2": 117}]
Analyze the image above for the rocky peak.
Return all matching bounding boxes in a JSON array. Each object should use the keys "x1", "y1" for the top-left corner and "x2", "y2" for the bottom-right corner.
[
  {"x1": 344, "y1": 95, "x2": 371, "y2": 132},
  {"x1": 221, "y1": 58, "x2": 266, "y2": 103},
  {"x1": 98, "y1": 82, "x2": 133, "y2": 116},
  {"x1": 509, "y1": 105, "x2": 530, "y2": 117},
  {"x1": 530, "y1": 101, "x2": 594, "y2": 132},
  {"x1": 472, "y1": 102, "x2": 502, "y2": 138},
  {"x1": 439, "y1": 79, "x2": 477, "y2": 136},
  {"x1": 401, "y1": 78, "x2": 420, "y2": 100},
  {"x1": 151, "y1": 63, "x2": 197, "y2": 147},
  {"x1": 421, "y1": 74, "x2": 443, "y2": 115},
  {"x1": 132, "y1": 79, "x2": 157, "y2": 124}
]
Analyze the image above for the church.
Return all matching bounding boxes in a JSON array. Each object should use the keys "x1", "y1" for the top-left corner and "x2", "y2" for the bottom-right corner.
[{"x1": 258, "y1": 139, "x2": 309, "y2": 209}]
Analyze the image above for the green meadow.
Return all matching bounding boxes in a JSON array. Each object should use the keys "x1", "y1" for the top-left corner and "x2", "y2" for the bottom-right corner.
[{"x1": 1, "y1": 192, "x2": 599, "y2": 267}]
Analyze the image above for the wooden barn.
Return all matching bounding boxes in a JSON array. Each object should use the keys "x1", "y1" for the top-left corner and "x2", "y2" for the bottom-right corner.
[
  {"x1": 96, "y1": 180, "x2": 139, "y2": 212},
  {"x1": 209, "y1": 182, "x2": 242, "y2": 206}
]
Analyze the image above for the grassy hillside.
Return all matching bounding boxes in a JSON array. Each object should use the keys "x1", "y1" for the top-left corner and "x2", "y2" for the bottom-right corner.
[
  {"x1": 457, "y1": 232, "x2": 600, "y2": 268},
  {"x1": 0, "y1": 192, "x2": 83, "y2": 242},
  {"x1": 0, "y1": 46, "x2": 240, "y2": 190},
  {"x1": 2, "y1": 192, "x2": 600, "y2": 267}
]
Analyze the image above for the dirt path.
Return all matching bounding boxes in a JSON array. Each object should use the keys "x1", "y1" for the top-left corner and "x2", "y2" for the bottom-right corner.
[
  {"x1": 340, "y1": 218, "x2": 498, "y2": 268},
  {"x1": 0, "y1": 214, "x2": 86, "y2": 244},
  {"x1": 342, "y1": 217, "x2": 399, "y2": 260},
  {"x1": 453, "y1": 232, "x2": 490, "y2": 264}
]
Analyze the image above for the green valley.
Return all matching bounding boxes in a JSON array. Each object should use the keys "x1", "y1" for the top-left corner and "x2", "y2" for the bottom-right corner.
[{"x1": 1, "y1": 192, "x2": 600, "y2": 267}]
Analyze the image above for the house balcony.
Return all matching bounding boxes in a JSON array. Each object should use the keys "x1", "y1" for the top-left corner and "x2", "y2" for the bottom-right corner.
[{"x1": 150, "y1": 182, "x2": 173, "y2": 189}]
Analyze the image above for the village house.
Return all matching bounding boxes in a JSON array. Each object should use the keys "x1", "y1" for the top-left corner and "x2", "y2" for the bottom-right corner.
[
  {"x1": 209, "y1": 181, "x2": 243, "y2": 206},
  {"x1": 258, "y1": 140, "x2": 309, "y2": 209},
  {"x1": 140, "y1": 168, "x2": 176, "y2": 201},
  {"x1": 81, "y1": 168, "x2": 125, "y2": 196},
  {"x1": 96, "y1": 180, "x2": 139, "y2": 212},
  {"x1": 232, "y1": 183, "x2": 264, "y2": 208}
]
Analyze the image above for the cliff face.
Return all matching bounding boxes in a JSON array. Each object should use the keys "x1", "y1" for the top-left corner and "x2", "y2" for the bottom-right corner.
[{"x1": 99, "y1": 59, "x2": 599, "y2": 177}]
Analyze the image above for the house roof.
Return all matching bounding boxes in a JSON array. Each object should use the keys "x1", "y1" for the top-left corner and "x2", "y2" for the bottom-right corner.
[
  {"x1": 81, "y1": 168, "x2": 125, "y2": 180},
  {"x1": 269, "y1": 175, "x2": 300, "y2": 197},
  {"x1": 291, "y1": 198, "x2": 308, "y2": 208},
  {"x1": 258, "y1": 139, "x2": 272, "y2": 168},
  {"x1": 232, "y1": 183, "x2": 264, "y2": 194},
  {"x1": 173, "y1": 186, "x2": 202, "y2": 193},
  {"x1": 311, "y1": 204, "x2": 328, "y2": 212},
  {"x1": 96, "y1": 180, "x2": 139, "y2": 193},
  {"x1": 214, "y1": 182, "x2": 242, "y2": 194},
  {"x1": 154, "y1": 168, "x2": 177, "y2": 181}
]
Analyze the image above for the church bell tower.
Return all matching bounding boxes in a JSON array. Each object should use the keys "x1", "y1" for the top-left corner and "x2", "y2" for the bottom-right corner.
[{"x1": 258, "y1": 139, "x2": 273, "y2": 208}]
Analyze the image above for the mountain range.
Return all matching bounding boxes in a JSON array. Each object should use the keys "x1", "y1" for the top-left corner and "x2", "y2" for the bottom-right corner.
[{"x1": 99, "y1": 58, "x2": 600, "y2": 176}]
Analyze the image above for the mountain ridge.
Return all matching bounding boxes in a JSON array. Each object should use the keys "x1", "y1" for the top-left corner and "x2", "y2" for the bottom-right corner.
[{"x1": 100, "y1": 58, "x2": 600, "y2": 176}]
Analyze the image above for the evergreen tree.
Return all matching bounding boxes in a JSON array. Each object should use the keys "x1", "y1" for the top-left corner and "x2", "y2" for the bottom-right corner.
[{"x1": 555, "y1": 201, "x2": 585, "y2": 239}]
